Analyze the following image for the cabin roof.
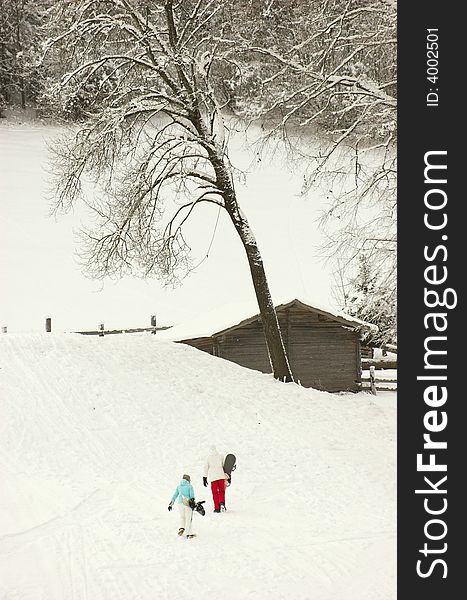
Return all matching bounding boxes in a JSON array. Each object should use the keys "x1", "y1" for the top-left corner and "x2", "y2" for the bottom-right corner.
[
  {"x1": 159, "y1": 297, "x2": 376, "y2": 342},
  {"x1": 211, "y1": 299, "x2": 374, "y2": 338}
]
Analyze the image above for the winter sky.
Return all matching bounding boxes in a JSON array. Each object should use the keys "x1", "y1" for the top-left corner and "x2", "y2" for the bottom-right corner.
[{"x1": 1, "y1": 120, "x2": 336, "y2": 334}]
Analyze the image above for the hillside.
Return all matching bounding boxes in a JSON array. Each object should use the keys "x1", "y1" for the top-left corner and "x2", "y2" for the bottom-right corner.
[{"x1": 0, "y1": 333, "x2": 396, "y2": 599}]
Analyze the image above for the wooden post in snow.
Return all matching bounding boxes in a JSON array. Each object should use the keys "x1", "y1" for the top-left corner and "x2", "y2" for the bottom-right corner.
[
  {"x1": 99, "y1": 323, "x2": 104, "y2": 337},
  {"x1": 151, "y1": 314, "x2": 157, "y2": 334},
  {"x1": 45, "y1": 318, "x2": 52, "y2": 333},
  {"x1": 369, "y1": 365, "x2": 377, "y2": 395}
]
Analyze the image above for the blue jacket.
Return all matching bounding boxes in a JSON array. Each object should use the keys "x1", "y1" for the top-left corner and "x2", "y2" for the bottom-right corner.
[{"x1": 171, "y1": 479, "x2": 195, "y2": 505}]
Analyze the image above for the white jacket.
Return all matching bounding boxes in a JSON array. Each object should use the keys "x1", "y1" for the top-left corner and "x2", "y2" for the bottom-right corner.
[{"x1": 203, "y1": 446, "x2": 225, "y2": 482}]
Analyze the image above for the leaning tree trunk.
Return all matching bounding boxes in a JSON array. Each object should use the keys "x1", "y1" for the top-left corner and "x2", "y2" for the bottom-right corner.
[
  {"x1": 189, "y1": 107, "x2": 293, "y2": 382},
  {"x1": 211, "y1": 154, "x2": 294, "y2": 382},
  {"x1": 234, "y1": 217, "x2": 294, "y2": 383}
]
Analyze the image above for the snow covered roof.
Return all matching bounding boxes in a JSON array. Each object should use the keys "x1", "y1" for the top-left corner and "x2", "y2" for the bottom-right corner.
[{"x1": 158, "y1": 298, "x2": 377, "y2": 342}]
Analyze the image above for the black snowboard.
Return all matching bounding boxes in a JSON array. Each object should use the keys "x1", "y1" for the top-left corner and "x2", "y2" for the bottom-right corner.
[
  {"x1": 189, "y1": 498, "x2": 206, "y2": 516},
  {"x1": 223, "y1": 453, "x2": 236, "y2": 486}
]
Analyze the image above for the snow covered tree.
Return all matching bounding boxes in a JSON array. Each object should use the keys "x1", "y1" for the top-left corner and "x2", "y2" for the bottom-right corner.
[
  {"x1": 46, "y1": 0, "x2": 293, "y2": 382},
  {"x1": 0, "y1": 0, "x2": 51, "y2": 109},
  {"x1": 228, "y1": 0, "x2": 397, "y2": 328},
  {"x1": 338, "y1": 253, "x2": 396, "y2": 348},
  {"x1": 219, "y1": 0, "x2": 396, "y2": 146}
]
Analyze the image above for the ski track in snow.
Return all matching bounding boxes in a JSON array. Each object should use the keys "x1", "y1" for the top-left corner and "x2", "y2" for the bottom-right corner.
[{"x1": 0, "y1": 333, "x2": 396, "y2": 599}]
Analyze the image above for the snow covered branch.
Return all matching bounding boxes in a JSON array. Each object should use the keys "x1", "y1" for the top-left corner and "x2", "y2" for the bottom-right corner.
[{"x1": 46, "y1": 0, "x2": 294, "y2": 381}]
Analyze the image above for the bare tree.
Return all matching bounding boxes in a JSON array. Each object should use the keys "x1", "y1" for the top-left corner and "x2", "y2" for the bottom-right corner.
[
  {"x1": 235, "y1": 0, "x2": 396, "y2": 152},
  {"x1": 229, "y1": 0, "x2": 396, "y2": 319},
  {"x1": 47, "y1": 0, "x2": 293, "y2": 382}
]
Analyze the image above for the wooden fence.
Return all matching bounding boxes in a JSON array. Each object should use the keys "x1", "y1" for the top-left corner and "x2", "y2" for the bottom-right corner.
[
  {"x1": 1, "y1": 316, "x2": 171, "y2": 336},
  {"x1": 361, "y1": 366, "x2": 397, "y2": 394}
]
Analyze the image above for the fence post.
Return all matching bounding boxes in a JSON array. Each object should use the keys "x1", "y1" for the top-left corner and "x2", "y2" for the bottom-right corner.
[
  {"x1": 151, "y1": 314, "x2": 157, "y2": 334},
  {"x1": 99, "y1": 323, "x2": 104, "y2": 337},
  {"x1": 45, "y1": 317, "x2": 52, "y2": 333},
  {"x1": 369, "y1": 365, "x2": 377, "y2": 395}
]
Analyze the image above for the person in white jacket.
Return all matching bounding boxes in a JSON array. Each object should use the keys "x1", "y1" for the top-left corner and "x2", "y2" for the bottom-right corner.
[{"x1": 203, "y1": 446, "x2": 228, "y2": 512}]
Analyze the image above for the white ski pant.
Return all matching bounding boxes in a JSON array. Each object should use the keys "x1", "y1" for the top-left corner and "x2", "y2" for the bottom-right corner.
[{"x1": 178, "y1": 504, "x2": 193, "y2": 535}]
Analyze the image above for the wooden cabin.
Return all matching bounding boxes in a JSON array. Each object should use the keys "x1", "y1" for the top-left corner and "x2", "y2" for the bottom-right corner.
[{"x1": 177, "y1": 299, "x2": 374, "y2": 392}]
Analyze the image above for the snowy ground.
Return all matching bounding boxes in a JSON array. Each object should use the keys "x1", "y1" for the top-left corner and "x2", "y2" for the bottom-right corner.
[{"x1": 0, "y1": 333, "x2": 396, "y2": 600}]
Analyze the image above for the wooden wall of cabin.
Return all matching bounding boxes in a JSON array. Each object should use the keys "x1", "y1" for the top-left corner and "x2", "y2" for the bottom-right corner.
[
  {"x1": 179, "y1": 336, "x2": 215, "y2": 354},
  {"x1": 181, "y1": 305, "x2": 362, "y2": 392},
  {"x1": 283, "y1": 306, "x2": 360, "y2": 392},
  {"x1": 215, "y1": 322, "x2": 271, "y2": 373}
]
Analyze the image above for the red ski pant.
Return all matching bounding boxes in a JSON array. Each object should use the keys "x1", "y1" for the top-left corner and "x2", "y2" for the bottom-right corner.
[{"x1": 211, "y1": 479, "x2": 225, "y2": 510}]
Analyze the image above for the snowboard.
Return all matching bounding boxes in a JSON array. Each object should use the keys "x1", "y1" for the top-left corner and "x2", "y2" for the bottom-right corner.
[
  {"x1": 189, "y1": 498, "x2": 206, "y2": 516},
  {"x1": 223, "y1": 453, "x2": 236, "y2": 486}
]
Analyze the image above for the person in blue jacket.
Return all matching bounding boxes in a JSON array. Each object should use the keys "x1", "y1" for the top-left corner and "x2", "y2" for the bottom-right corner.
[{"x1": 168, "y1": 474, "x2": 196, "y2": 538}]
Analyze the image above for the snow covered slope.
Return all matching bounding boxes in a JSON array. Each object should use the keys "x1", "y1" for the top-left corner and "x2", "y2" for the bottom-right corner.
[{"x1": 0, "y1": 333, "x2": 396, "y2": 600}]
